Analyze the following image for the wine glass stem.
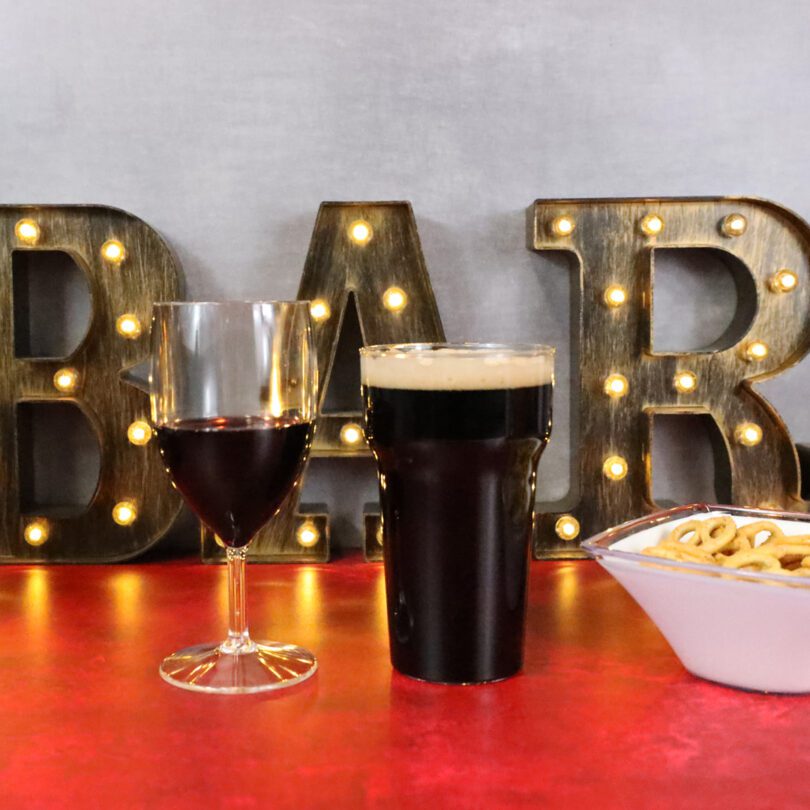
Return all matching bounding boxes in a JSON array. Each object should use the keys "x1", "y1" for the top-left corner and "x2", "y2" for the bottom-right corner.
[{"x1": 222, "y1": 546, "x2": 254, "y2": 654}]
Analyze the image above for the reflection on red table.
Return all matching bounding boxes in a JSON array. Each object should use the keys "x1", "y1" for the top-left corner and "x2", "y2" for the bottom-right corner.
[{"x1": 1, "y1": 557, "x2": 809, "y2": 808}]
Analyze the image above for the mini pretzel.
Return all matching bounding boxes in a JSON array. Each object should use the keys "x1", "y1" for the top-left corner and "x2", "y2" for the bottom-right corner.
[
  {"x1": 667, "y1": 520, "x2": 706, "y2": 546},
  {"x1": 719, "y1": 549, "x2": 783, "y2": 572},
  {"x1": 642, "y1": 543, "x2": 715, "y2": 564},
  {"x1": 664, "y1": 540, "x2": 717, "y2": 561},
  {"x1": 737, "y1": 521, "x2": 784, "y2": 546},
  {"x1": 695, "y1": 516, "x2": 737, "y2": 553}
]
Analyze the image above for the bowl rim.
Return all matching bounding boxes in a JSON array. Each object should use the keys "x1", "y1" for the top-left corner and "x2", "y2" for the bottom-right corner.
[{"x1": 580, "y1": 502, "x2": 810, "y2": 589}]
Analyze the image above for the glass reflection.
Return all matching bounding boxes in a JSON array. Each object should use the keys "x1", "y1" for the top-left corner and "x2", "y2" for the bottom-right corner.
[
  {"x1": 374, "y1": 566, "x2": 388, "y2": 638},
  {"x1": 293, "y1": 567, "x2": 322, "y2": 642},
  {"x1": 109, "y1": 571, "x2": 143, "y2": 633},
  {"x1": 557, "y1": 563, "x2": 580, "y2": 617},
  {"x1": 23, "y1": 568, "x2": 49, "y2": 636}
]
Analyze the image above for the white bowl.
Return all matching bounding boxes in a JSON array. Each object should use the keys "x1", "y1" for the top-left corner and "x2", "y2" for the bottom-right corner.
[{"x1": 582, "y1": 504, "x2": 810, "y2": 693}]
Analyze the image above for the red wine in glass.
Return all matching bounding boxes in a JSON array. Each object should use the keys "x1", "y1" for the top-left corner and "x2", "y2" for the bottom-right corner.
[
  {"x1": 156, "y1": 416, "x2": 313, "y2": 548},
  {"x1": 151, "y1": 300, "x2": 318, "y2": 694}
]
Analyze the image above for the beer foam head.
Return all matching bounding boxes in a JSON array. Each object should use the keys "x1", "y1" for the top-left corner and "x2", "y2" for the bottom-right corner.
[{"x1": 360, "y1": 345, "x2": 554, "y2": 390}]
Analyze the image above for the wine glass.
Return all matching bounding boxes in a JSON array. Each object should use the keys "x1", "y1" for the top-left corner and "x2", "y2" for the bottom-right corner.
[{"x1": 150, "y1": 301, "x2": 318, "y2": 694}]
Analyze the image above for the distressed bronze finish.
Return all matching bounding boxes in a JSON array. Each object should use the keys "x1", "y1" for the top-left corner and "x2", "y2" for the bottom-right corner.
[
  {"x1": 1, "y1": 205, "x2": 183, "y2": 562},
  {"x1": 202, "y1": 202, "x2": 445, "y2": 562},
  {"x1": 529, "y1": 197, "x2": 810, "y2": 559}
]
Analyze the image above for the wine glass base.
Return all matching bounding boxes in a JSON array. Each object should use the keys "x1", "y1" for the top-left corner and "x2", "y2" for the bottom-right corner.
[{"x1": 159, "y1": 641, "x2": 318, "y2": 694}]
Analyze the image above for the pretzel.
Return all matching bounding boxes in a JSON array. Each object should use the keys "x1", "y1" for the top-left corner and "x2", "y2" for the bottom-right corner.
[
  {"x1": 667, "y1": 520, "x2": 706, "y2": 546},
  {"x1": 693, "y1": 516, "x2": 737, "y2": 554},
  {"x1": 642, "y1": 542, "x2": 715, "y2": 564},
  {"x1": 719, "y1": 549, "x2": 783, "y2": 572},
  {"x1": 736, "y1": 521, "x2": 784, "y2": 546}
]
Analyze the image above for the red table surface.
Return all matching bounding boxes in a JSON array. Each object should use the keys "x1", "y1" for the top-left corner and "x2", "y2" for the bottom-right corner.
[{"x1": 1, "y1": 556, "x2": 809, "y2": 809}]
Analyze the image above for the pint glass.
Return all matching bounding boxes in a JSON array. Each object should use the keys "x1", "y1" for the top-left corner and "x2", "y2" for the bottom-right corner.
[{"x1": 361, "y1": 344, "x2": 554, "y2": 683}]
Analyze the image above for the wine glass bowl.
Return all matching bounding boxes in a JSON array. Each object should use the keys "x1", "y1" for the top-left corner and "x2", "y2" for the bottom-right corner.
[{"x1": 150, "y1": 301, "x2": 318, "y2": 694}]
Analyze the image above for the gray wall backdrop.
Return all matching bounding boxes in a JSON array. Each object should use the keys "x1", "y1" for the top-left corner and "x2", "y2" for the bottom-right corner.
[{"x1": 2, "y1": 0, "x2": 809, "y2": 551}]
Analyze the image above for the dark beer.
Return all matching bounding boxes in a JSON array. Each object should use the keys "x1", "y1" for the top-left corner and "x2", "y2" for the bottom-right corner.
[{"x1": 362, "y1": 345, "x2": 553, "y2": 683}]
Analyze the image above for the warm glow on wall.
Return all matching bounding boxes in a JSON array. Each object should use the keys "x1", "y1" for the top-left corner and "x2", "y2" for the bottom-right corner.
[
  {"x1": 721, "y1": 213, "x2": 747, "y2": 237},
  {"x1": 116, "y1": 314, "x2": 142, "y2": 339},
  {"x1": 295, "y1": 521, "x2": 320, "y2": 548},
  {"x1": 53, "y1": 367, "x2": 79, "y2": 393},
  {"x1": 555, "y1": 515, "x2": 580, "y2": 541},
  {"x1": 603, "y1": 373, "x2": 629, "y2": 399},
  {"x1": 742, "y1": 340, "x2": 769, "y2": 362},
  {"x1": 24, "y1": 520, "x2": 49, "y2": 546},
  {"x1": 603, "y1": 285, "x2": 627, "y2": 308},
  {"x1": 382, "y1": 286, "x2": 408, "y2": 312},
  {"x1": 550, "y1": 215, "x2": 575, "y2": 237},
  {"x1": 339, "y1": 422, "x2": 364, "y2": 445},
  {"x1": 112, "y1": 501, "x2": 138, "y2": 526},
  {"x1": 735, "y1": 422, "x2": 763, "y2": 447},
  {"x1": 769, "y1": 269, "x2": 798, "y2": 293},
  {"x1": 349, "y1": 220, "x2": 373, "y2": 244},
  {"x1": 602, "y1": 455, "x2": 628, "y2": 481},
  {"x1": 673, "y1": 371, "x2": 698, "y2": 394},
  {"x1": 15, "y1": 218, "x2": 41, "y2": 245},
  {"x1": 127, "y1": 421, "x2": 152, "y2": 446},
  {"x1": 309, "y1": 299, "x2": 331, "y2": 322},
  {"x1": 101, "y1": 239, "x2": 126, "y2": 264},
  {"x1": 640, "y1": 214, "x2": 664, "y2": 236}
]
